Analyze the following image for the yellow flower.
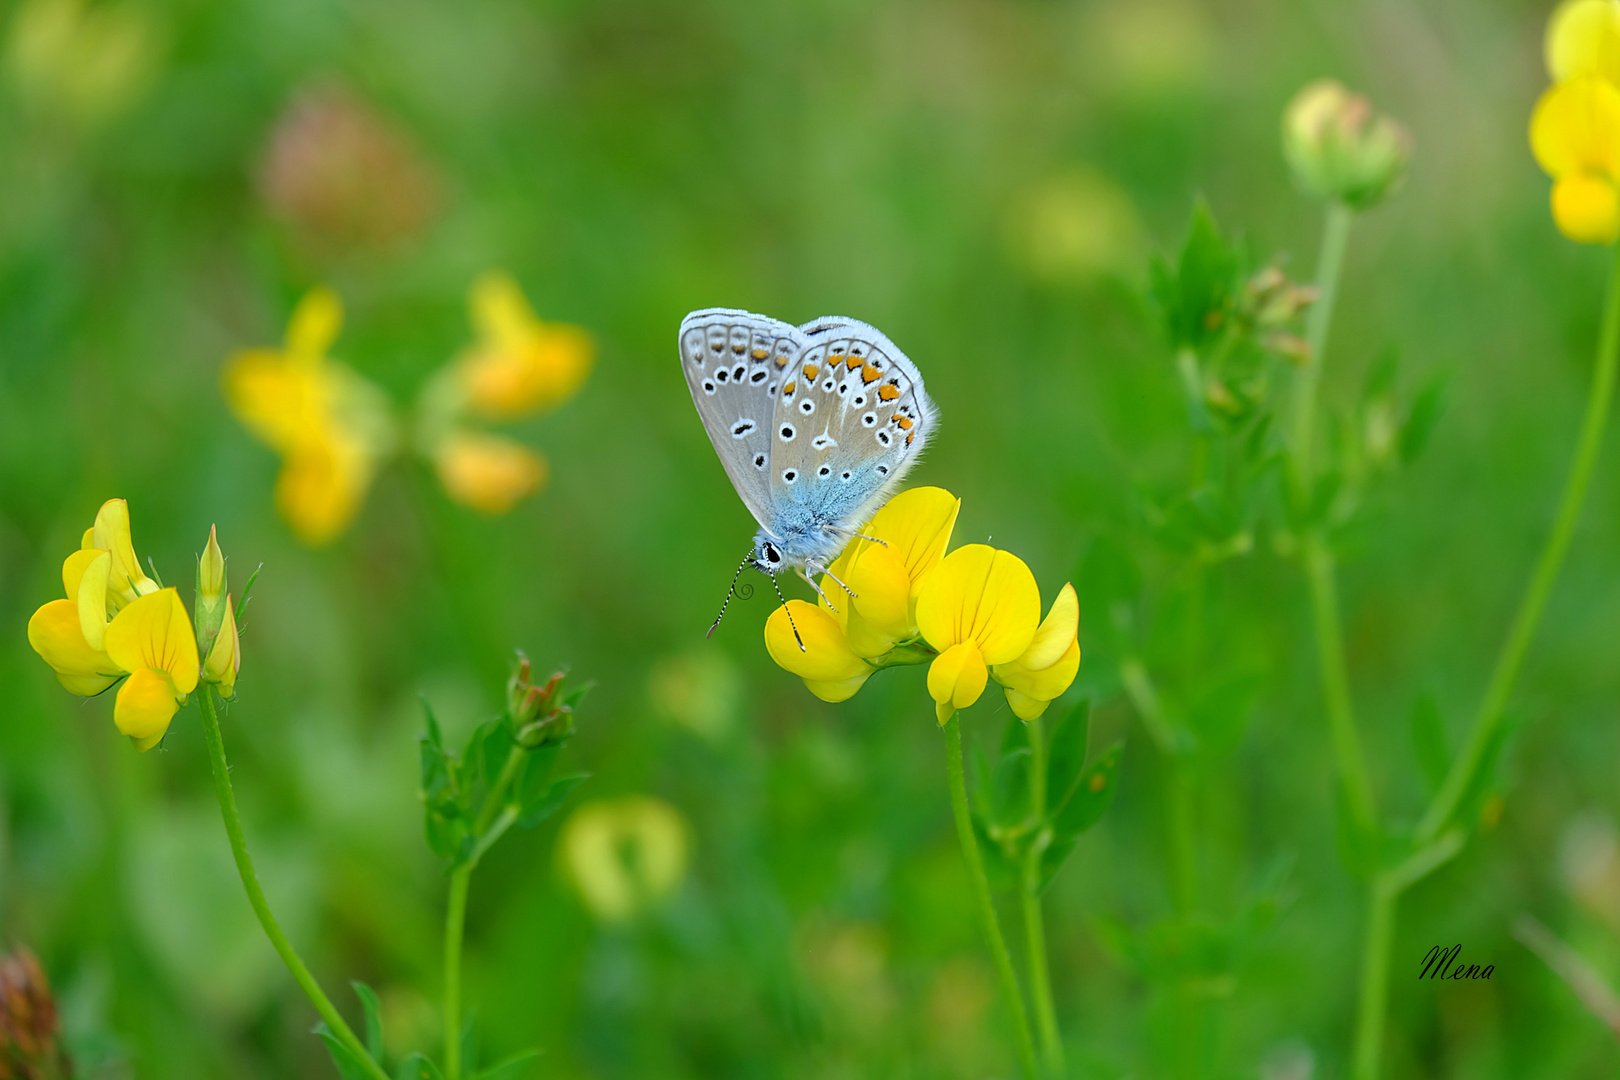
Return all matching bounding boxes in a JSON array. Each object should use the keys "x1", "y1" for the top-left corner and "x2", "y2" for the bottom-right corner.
[
  {"x1": 991, "y1": 583, "x2": 1081, "y2": 721},
  {"x1": 194, "y1": 525, "x2": 241, "y2": 699},
  {"x1": 915, "y1": 545, "x2": 1041, "y2": 724},
  {"x1": 104, "y1": 589, "x2": 199, "y2": 751},
  {"x1": 433, "y1": 431, "x2": 549, "y2": 515},
  {"x1": 223, "y1": 287, "x2": 395, "y2": 545},
  {"x1": 1532, "y1": 76, "x2": 1620, "y2": 243},
  {"x1": 818, "y1": 486, "x2": 961, "y2": 657},
  {"x1": 453, "y1": 272, "x2": 594, "y2": 421},
  {"x1": 27, "y1": 498, "x2": 158, "y2": 696},
  {"x1": 559, "y1": 796, "x2": 689, "y2": 923},
  {"x1": 765, "y1": 600, "x2": 874, "y2": 703},
  {"x1": 1548, "y1": 0, "x2": 1620, "y2": 84}
]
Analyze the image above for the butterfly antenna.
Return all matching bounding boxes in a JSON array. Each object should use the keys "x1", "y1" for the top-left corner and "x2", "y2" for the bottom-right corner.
[
  {"x1": 768, "y1": 571, "x2": 806, "y2": 651},
  {"x1": 707, "y1": 553, "x2": 754, "y2": 639}
]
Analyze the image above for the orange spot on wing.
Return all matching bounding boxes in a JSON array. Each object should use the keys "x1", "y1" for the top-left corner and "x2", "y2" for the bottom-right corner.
[
  {"x1": 775, "y1": 354, "x2": 789, "y2": 367},
  {"x1": 828, "y1": 354, "x2": 846, "y2": 368},
  {"x1": 896, "y1": 416, "x2": 913, "y2": 429},
  {"x1": 861, "y1": 364, "x2": 881, "y2": 384},
  {"x1": 752, "y1": 348, "x2": 768, "y2": 360},
  {"x1": 784, "y1": 381, "x2": 796, "y2": 395},
  {"x1": 878, "y1": 384, "x2": 901, "y2": 401},
  {"x1": 802, "y1": 363, "x2": 820, "y2": 379},
  {"x1": 906, "y1": 431, "x2": 915, "y2": 446}
]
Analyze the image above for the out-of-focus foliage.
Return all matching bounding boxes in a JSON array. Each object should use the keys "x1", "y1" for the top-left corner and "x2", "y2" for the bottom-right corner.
[{"x1": 1, "y1": 1, "x2": 1619, "y2": 1079}]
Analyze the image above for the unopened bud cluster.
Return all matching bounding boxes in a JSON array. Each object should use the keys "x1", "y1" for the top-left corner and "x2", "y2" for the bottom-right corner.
[
  {"x1": 1243, "y1": 265, "x2": 1318, "y2": 366},
  {"x1": 1283, "y1": 80, "x2": 1410, "y2": 211},
  {"x1": 508, "y1": 653, "x2": 575, "y2": 748}
]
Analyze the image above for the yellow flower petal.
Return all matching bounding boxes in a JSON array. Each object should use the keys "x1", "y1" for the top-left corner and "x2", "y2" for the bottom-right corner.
[
  {"x1": 471, "y1": 271, "x2": 537, "y2": 343},
  {"x1": 114, "y1": 667, "x2": 180, "y2": 750},
  {"x1": 27, "y1": 599, "x2": 121, "y2": 696},
  {"x1": 764, "y1": 600, "x2": 872, "y2": 691},
  {"x1": 203, "y1": 594, "x2": 240, "y2": 698},
  {"x1": 1530, "y1": 77, "x2": 1620, "y2": 181},
  {"x1": 75, "y1": 549, "x2": 112, "y2": 651},
  {"x1": 434, "y1": 431, "x2": 548, "y2": 515},
  {"x1": 459, "y1": 272, "x2": 596, "y2": 420},
  {"x1": 1553, "y1": 173, "x2": 1620, "y2": 243},
  {"x1": 222, "y1": 348, "x2": 327, "y2": 451},
  {"x1": 927, "y1": 641, "x2": 988, "y2": 724},
  {"x1": 274, "y1": 430, "x2": 372, "y2": 546},
  {"x1": 104, "y1": 588, "x2": 199, "y2": 696},
  {"x1": 997, "y1": 639, "x2": 1081, "y2": 721},
  {"x1": 285, "y1": 286, "x2": 343, "y2": 360},
  {"x1": 91, "y1": 498, "x2": 157, "y2": 601},
  {"x1": 825, "y1": 542, "x2": 913, "y2": 658},
  {"x1": 62, "y1": 546, "x2": 103, "y2": 601},
  {"x1": 1547, "y1": 0, "x2": 1620, "y2": 83},
  {"x1": 915, "y1": 544, "x2": 1041, "y2": 665},
  {"x1": 1016, "y1": 583, "x2": 1078, "y2": 671},
  {"x1": 865, "y1": 486, "x2": 961, "y2": 602}
]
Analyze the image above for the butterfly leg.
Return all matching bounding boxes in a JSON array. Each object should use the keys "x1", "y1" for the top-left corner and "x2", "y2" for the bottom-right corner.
[
  {"x1": 831, "y1": 526, "x2": 888, "y2": 547},
  {"x1": 797, "y1": 565, "x2": 842, "y2": 614},
  {"x1": 814, "y1": 562, "x2": 859, "y2": 600}
]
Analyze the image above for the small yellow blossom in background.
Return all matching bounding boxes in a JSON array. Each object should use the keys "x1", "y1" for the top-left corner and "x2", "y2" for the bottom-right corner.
[
  {"x1": 1533, "y1": 3, "x2": 1620, "y2": 244},
  {"x1": 414, "y1": 272, "x2": 595, "y2": 516},
  {"x1": 559, "y1": 796, "x2": 689, "y2": 923},
  {"x1": 223, "y1": 288, "x2": 396, "y2": 545},
  {"x1": 5, "y1": 0, "x2": 158, "y2": 125},
  {"x1": 455, "y1": 272, "x2": 595, "y2": 421},
  {"x1": 1282, "y1": 80, "x2": 1411, "y2": 211},
  {"x1": 763, "y1": 487, "x2": 1081, "y2": 724},
  {"x1": 432, "y1": 431, "x2": 548, "y2": 516},
  {"x1": 27, "y1": 502, "x2": 248, "y2": 750}
]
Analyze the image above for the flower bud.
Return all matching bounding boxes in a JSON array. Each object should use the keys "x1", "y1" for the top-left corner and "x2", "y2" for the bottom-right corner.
[
  {"x1": 202, "y1": 594, "x2": 241, "y2": 698},
  {"x1": 507, "y1": 654, "x2": 575, "y2": 748},
  {"x1": 1283, "y1": 80, "x2": 1411, "y2": 210},
  {"x1": 194, "y1": 525, "x2": 229, "y2": 652}
]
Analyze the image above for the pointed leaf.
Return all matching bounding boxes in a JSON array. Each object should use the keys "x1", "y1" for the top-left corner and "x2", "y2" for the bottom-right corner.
[
  {"x1": 991, "y1": 718, "x2": 1032, "y2": 827},
  {"x1": 518, "y1": 773, "x2": 589, "y2": 828},
  {"x1": 472, "y1": 1049, "x2": 543, "y2": 1080},
  {"x1": 353, "y1": 981, "x2": 383, "y2": 1062},
  {"x1": 1045, "y1": 699, "x2": 1091, "y2": 819},
  {"x1": 482, "y1": 720, "x2": 515, "y2": 790},
  {"x1": 1052, "y1": 742, "x2": 1123, "y2": 840},
  {"x1": 315, "y1": 1025, "x2": 374, "y2": 1080},
  {"x1": 396, "y1": 1053, "x2": 445, "y2": 1080}
]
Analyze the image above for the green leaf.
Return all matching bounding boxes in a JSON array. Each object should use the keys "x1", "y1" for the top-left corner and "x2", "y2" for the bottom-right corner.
[
  {"x1": 461, "y1": 1012, "x2": 480, "y2": 1076},
  {"x1": 472, "y1": 1049, "x2": 543, "y2": 1080},
  {"x1": 1150, "y1": 199, "x2": 1245, "y2": 351},
  {"x1": 518, "y1": 773, "x2": 589, "y2": 828},
  {"x1": 1045, "y1": 699, "x2": 1091, "y2": 819},
  {"x1": 482, "y1": 721, "x2": 515, "y2": 790},
  {"x1": 1456, "y1": 708, "x2": 1527, "y2": 831},
  {"x1": 1052, "y1": 741, "x2": 1123, "y2": 840},
  {"x1": 1400, "y1": 375, "x2": 1449, "y2": 464},
  {"x1": 990, "y1": 719, "x2": 1032, "y2": 827},
  {"x1": 352, "y1": 981, "x2": 383, "y2": 1062},
  {"x1": 1408, "y1": 691, "x2": 1450, "y2": 795},
  {"x1": 396, "y1": 1053, "x2": 445, "y2": 1080},
  {"x1": 315, "y1": 1024, "x2": 374, "y2": 1080},
  {"x1": 971, "y1": 807, "x2": 1018, "y2": 891}
]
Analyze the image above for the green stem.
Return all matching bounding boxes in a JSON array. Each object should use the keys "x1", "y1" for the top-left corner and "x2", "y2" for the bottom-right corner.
[
  {"x1": 944, "y1": 714, "x2": 1039, "y2": 1079},
  {"x1": 198, "y1": 690, "x2": 389, "y2": 1080},
  {"x1": 1416, "y1": 243, "x2": 1620, "y2": 844},
  {"x1": 1021, "y1": 714, "x2": 1064, "y2": 1076},
  {"x1": 1119, "y1": 657, "x2": 1180, "y2": 755},
  {"x1": 445, "y1": 745, "x2": 527, "y2": 1080},
  {"x1": 1291, "y1": 202, "x2": 1355, "y2": 486},
  {"x1": 1351, "y1": 880, "x2": 1395, "y2": 1080},
  {"x1": 1304, "y1": 535, "x2": 1379, "y2": 835}
]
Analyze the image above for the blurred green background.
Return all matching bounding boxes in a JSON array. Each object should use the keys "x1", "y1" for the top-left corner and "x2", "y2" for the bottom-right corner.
[{"x1": 2, "y1": 0, "x2": 1619, "y2": 1077}]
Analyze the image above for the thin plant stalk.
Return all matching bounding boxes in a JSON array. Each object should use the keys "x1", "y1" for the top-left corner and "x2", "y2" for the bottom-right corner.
[
  {"x1": 198, "y1": 689, "x2": 390, "y2": 1080},
  {"x1": 944, "y1": 713, "x2": 1039, "y2": 1079},
  {"x1": 444, "y1": 744, "x2": 527, "y2": 1080},
  {"x1": 1351, "y1": 247, "x2": 1620, "y2": 1077},
  {"x1": 1303, "y1": 535, "x2": 1378, "y2": 835},
  {"x1": 1291, "y1": 202, "x2": 1355, "y2": 484},
  {"x1": 1021, "y1": 713, "x2": 1064, "y2": 1077},
  {"x1": 1351, "y1": 881, "x2": 1395, "y2": 1080},
  {"x1": 1416, "y1": 241, "x2": 1620, "y2": 844}
]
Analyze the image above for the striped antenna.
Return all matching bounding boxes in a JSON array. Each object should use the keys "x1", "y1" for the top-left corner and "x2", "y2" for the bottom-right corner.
[{"x1": 707, "y1": 553, "x2": 754, "y2": 640}]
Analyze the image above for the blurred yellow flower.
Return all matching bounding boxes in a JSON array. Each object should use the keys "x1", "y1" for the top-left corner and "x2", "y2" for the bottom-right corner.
[
  {"x1": 559, "y1": 796, "x2": 689, "y2": 923},
  {"x1": 432, "y1": 431, "x2": 548, "y2": 516},
  {"x1": 1532, "y1": 76, "x2": 1620, "y2": 243},
  {"x1": 27, "y1": 501, "x2": 202, "y2": 750},
  {"x1": 223, "y1": 288, "x2": 395, "y2": 545},
  {"x1": 455, "y1": 272, "x2": 595, "y2": 421},
  {"x1": 761, "y1": 489, "x2": 1081, "y2": 723},
  {"x1": 1547, "y1": 0, "x2": 1620, "y2": 83},
  {"x1": 5, "y1": 0, "x2": 157, "y2": 125}
]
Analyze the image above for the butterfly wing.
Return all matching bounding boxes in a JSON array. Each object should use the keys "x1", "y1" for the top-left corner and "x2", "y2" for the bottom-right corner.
[
  {"x1": 678, "y1": 308, "x2": 806, "y2": 529},
  {"x1": 767, "y1": 316, "x2": 938, "y2": 531}
]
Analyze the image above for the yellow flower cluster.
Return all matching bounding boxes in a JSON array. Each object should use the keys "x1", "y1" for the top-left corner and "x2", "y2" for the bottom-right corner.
[
  {"x1": 763, "y1": 488, "x2": 1080, "y2": 724},
  {"x1": 416, "y1": 272, "x2": 595, "y2": 515},
  {"x1": 26, "y1": 500, "x2": 242, "y2": 751},
  {"x1": 223, "y1": 275, "x2": 593, "y2": 543},
  {"x1": 1533, "y1": 0, "x2": 1620, "y2": 243}
]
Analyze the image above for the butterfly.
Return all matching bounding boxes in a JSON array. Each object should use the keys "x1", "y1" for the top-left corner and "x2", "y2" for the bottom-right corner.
[{"x1": 679, "y1": 308, "x2": 938, "y2": 645}]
